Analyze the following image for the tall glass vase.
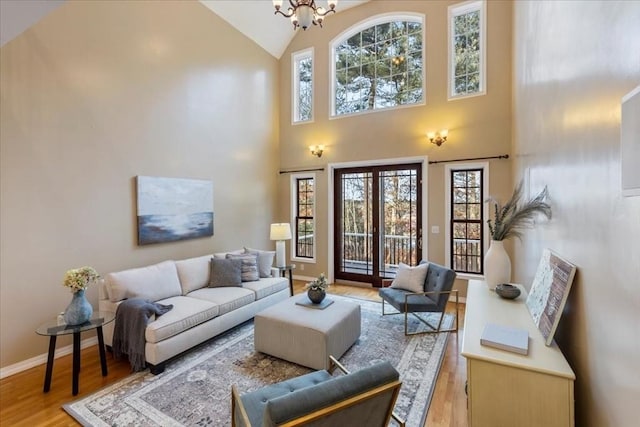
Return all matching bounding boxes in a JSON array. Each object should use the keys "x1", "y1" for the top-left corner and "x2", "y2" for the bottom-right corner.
[
  {"x1": 63, "y1": 289, "x2": 93, "y2": 326},
  {"x1": 484, "y1": 240, "x2": 511, "y2": 291}
]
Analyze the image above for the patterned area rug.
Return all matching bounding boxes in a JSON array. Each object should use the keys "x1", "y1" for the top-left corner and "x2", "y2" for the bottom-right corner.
[{"x1": 64, "y1": 295, "x2": 452, "y2": 427}]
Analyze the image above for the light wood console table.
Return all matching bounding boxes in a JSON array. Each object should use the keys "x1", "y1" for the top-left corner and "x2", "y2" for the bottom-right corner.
[{"x1": 462, "y1": 280, "x2": 575, "y2": 427}]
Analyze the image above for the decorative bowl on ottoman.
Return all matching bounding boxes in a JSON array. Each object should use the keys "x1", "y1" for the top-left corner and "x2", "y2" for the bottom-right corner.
[{"x1": 495, "y1": 283, "x2": 521, "y2": 299}]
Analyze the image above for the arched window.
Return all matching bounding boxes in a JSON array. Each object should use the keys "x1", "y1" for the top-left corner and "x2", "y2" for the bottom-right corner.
[{"x1": 330, "y1": 13, "x2": 424, "y2": 118}]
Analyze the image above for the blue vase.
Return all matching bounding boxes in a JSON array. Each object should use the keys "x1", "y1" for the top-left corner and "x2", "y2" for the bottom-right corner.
[{"x1": 63, "y1": 289, "x2": 93, "y2": 326}]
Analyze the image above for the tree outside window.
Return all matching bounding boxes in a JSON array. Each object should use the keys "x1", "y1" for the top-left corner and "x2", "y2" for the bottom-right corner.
[
  {"x1": 295, "y1": 177, "x2": 314, "y2": 259},
  {"x1": 451, "y1": 169, "x2": 483, "y2": 274},
  {"x1": 449, "y1": 1, "x2": 485, "y2": 98},
  {"x1": 293, "y1": 49, "x2": 313, "y2": 123},
  {"x1": 332, "y1": 16, "x2": 424, "y2": 117}
]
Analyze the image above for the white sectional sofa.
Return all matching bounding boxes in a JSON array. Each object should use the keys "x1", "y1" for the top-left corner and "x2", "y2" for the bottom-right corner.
[{"x1": 98, "y1": 251, "x2": 290, "y2": 374}]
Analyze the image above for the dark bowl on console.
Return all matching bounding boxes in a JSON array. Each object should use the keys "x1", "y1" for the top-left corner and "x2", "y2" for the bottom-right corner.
[{"x1": 495, "y1": 283, "x2": 521, "y2": 300}]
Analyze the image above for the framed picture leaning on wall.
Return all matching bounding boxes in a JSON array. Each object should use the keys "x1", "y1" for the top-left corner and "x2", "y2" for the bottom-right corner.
[{"x1": 526, "y1": 249, "x2": 577, "y2": 346}]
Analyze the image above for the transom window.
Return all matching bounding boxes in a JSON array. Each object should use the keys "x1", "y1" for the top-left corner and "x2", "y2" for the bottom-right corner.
[
  {"x1": 331, "y1": 14, "x2": 424, "y2": 117},
  {"x1": 448, "y1": 1, "x2": 486, "y2": 99},
  {"x1": 292, "y1": 48, "x2": 313, "y2": 123},
  {"x1": 291, "y1": 174, "x2": 315, "y2": 260}
]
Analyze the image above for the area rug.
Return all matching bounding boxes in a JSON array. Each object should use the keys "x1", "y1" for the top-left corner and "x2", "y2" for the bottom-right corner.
[{"x1": 64, "y1": 295, "x2": 452, "y2": 427}]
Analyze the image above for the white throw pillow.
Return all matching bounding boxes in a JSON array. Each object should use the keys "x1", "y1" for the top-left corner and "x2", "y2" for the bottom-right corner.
[
  {"x1": 390, "y1": 262, "x2": 429, "y2": 293},
  {"x1": 106, "y1": 260, "x2": 182, "y2": 302},
  {"x1": 244, "y1": 247, "x2": 276, "y2": 278},
  {"x1": 213, "y1": 249, "x2": 245, "y2": 259},
  {"x1": 175, "y1": 255, "x2": 213, "y2": 294}
]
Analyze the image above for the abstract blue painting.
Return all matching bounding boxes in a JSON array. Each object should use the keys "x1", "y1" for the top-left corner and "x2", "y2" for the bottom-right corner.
[{"x1": 136, "y1": 176, "x2": 213, "y2": 245}]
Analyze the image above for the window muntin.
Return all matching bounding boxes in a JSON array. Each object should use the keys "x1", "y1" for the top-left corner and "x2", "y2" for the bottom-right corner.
[
  {"x1": 450, "y1": 168, "x2": 484, "y2": 274},
  {"x1": 448, "y1": 1, "x2": 486, "y2": 99},
  {"x1": 331, "y1": 14, "x2": 424, "y2": 117},
  {"x1": 293, "y1": 175, "x2": 315, "y2": 260},
  {"x1": 293, "y1": 48, "x2": 313, "y2": 123}
]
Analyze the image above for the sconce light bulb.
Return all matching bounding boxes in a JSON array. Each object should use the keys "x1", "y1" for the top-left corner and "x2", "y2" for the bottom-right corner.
[{"x1": 441, "y1": 129, "x2": 448, "y2": 138}]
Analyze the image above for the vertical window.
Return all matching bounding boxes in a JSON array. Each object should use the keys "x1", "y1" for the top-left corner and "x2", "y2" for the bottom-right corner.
[
  {"x1": 331, "y1": 14, "x2": 424, "y2": 117},
  {"x1": 293, "y1": 48, "x2": 313, "y2": 123},
  {"x1": 291, "y1": 174, "x2": 315, "y2": 261},
  {"x1": 448, "y1": 1, "x2": 486, "y2": 99},
  {"x1": 445, "y1": 163, "x2": 488, "y2": 276}
]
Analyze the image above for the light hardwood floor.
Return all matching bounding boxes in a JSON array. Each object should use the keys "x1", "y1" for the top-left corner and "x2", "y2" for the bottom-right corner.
[{"x1": 0, "y1": 282, "x2": 468, "y2": 426}]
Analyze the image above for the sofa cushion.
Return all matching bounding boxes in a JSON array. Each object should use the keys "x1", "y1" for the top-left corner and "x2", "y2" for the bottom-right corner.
[
  {"x1": 187, "y1": 287, "x2": 256, "y2": 316},
  {"x1": 226, "y1": 253, "x2": 260, "y2": 282},
  {"x1": 144, "y1": 295, "x2": 220, "y2": 344},
  {"x1": 390, "y1": 262, "x2": 428, "y2": 294},
  {"x1": 209, "y1": 258, "x2": 242, "y2": 287},
  {"x1": 106, "y1": 260, "x2": 182, "y2": 303},
  {"x1": 242, "y1": 277, "x2": 289, "y2": 300},
  {"x1": 244, "y1": 248, "x2": 276, "y2": 278},
  {"x1": 176, "y1": 255, "x2": 213, "y2": 295},
  {"x1": 378, "y1": 287, "x2": 438, "y2": 312}
]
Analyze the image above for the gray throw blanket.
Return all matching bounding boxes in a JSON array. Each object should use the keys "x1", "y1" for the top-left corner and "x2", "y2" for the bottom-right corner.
[{"x1": 113, "y1": 298, "x2": 173, "y2": 372}]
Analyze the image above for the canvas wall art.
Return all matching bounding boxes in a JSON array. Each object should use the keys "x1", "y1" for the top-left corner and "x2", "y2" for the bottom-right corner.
[
  {"x1": 526, "y1": 249, "x2": 577, "y2": 346},
  {"x1": 136, "y1": 176, "x2": 213, "y2": 245}
]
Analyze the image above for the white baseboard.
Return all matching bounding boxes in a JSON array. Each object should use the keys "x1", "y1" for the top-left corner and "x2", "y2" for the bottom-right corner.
[
  {"x1": 0, "y1": 336, "x2": 98, "y2": 380},
  {"x1": 292, "y1": 274, "x2": 317, "y2": 283}
]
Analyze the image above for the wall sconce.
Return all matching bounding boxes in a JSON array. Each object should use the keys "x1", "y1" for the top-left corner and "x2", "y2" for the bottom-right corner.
[
  {"x1": 427, "y1": 130, "x2": 448, "y2": 146},
  {"x1": 309, "y1": 145, "x2": 324, "y2": 158}
]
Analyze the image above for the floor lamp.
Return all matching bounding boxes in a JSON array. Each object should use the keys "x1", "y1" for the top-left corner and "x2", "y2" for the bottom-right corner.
[{"x1": 270, "y1": 223, "x2": 292, "y2": 268}]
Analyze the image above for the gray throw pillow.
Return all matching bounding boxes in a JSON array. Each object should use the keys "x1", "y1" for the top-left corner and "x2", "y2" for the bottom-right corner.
[
  {"x1": 226, "y1": 253, "x2": 260, "y2": 282},
  {"x1": 209, "y1": 258, "x2": 242, "y2": 287},
  {"x1": 244, "y1": 247, "x2": 276, "y2": 278}
]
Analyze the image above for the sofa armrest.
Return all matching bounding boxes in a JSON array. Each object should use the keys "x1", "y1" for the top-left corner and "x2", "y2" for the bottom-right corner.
[
  {"x1": 270, "y1": 267, "x2": 280, "y2": 278},
  {"x1": 98, "y1": 278, "x2": 109, "y2": 301}
]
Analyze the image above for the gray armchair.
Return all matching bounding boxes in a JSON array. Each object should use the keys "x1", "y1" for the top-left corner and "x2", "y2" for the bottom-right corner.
[
  {"x1": 231, "y1": 356, "x2": 405, "y2": 427},
  {"x1": 379, "y1": 261, "x2": 459, "y2": 336}
]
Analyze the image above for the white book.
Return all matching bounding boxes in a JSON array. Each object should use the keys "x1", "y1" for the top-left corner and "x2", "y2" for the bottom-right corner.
[{"x1": 480, "y1": 323, "x2": 529, "y2": 355}]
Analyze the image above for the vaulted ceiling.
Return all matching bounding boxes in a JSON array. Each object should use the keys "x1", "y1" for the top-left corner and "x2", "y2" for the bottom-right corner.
[{"x1": 0, "y1": 0, "x2": 370, "y2": 57}]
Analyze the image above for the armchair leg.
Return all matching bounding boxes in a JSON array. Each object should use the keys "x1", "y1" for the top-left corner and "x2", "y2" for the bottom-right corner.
[
  {"x1": 381, "y1": 299, "x2": 401, "y2": 316},
  {"x1": 403, "y1": 291, "x2": 459, "y2": 336}
]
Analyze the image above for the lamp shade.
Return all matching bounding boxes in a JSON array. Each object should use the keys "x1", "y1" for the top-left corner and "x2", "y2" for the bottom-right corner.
[{"x1": 270, "y1": 223, "x2": 292, "y2": 241}]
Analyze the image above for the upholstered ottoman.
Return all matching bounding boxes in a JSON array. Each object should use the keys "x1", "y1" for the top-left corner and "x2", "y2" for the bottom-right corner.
[{"x1": 254, "y1": 294, "x2": 361, "y2": 370}]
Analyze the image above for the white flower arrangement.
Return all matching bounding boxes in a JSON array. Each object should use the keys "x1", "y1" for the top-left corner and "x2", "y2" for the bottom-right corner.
[
  {"x1": 63, "y1": 266, "x2": 100, "y2": 293},
  {"x1": 305, "y1": 273, "x2": 328, "y2": 292}
]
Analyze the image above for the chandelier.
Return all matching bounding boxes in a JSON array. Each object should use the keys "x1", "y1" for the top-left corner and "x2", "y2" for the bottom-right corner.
[{"x1": 273, "y1": 0, "x2": 338, "y2": 30}]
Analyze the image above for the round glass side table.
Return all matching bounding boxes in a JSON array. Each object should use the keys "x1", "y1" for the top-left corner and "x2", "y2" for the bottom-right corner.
[{"x1": 36, "y1": 311, "x2": 115, "y2": 396}]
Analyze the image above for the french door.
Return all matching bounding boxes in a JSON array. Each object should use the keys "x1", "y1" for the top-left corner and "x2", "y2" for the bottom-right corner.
[{"x1": 334, "y1": 163, "x2": 422, "y2": 287}]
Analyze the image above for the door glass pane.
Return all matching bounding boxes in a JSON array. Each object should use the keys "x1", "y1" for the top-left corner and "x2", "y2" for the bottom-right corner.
[
  {"x1": 340, "y1": 172, "x2": 373, "y2": 275},
  {"x1": 379, "y1": 169, "x2": 418, "y2": 278}
]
